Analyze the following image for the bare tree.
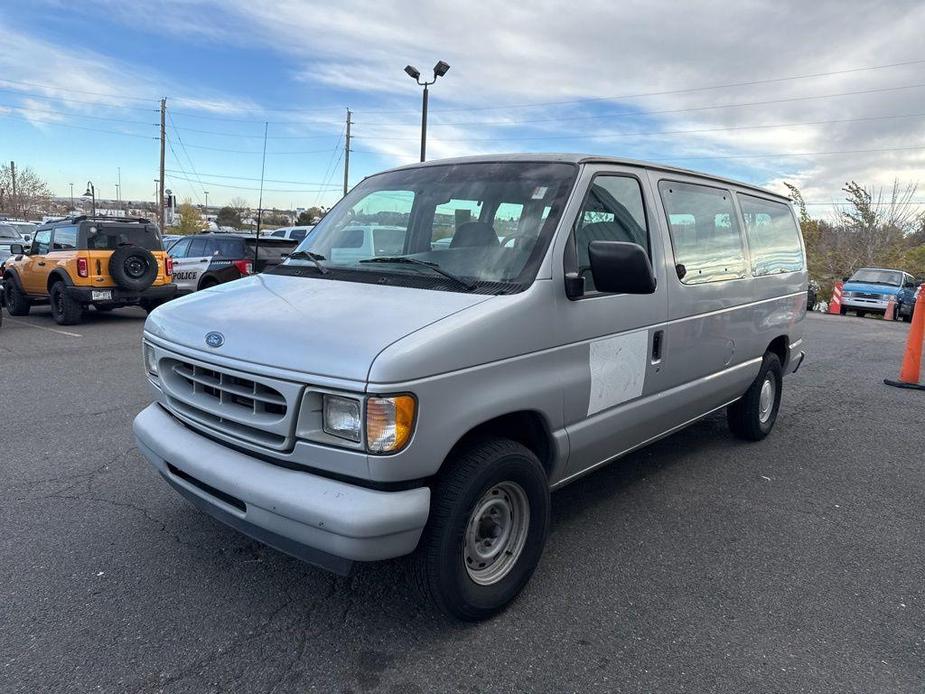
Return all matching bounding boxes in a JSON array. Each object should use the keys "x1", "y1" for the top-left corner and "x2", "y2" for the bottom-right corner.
[{"x1": 0, "y1": 163, "x2": 52, "y2": 218}]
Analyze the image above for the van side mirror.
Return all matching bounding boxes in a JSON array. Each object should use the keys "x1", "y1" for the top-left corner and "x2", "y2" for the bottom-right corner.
[
  {"x1": 588, "y1": 241, "x2": 657, "y2": 295},
  {"x1": 9, "y1": 243, "x2": 24, "y2": 255}
]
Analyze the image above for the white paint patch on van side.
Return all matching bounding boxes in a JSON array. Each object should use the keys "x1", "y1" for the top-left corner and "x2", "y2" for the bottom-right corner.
[{"x1": 587, "y1": 330, "x2": 648, "y2": 416}]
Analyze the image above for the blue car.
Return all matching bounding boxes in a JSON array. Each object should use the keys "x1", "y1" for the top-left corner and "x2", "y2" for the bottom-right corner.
[
  {"x1": 895, "y1": 279, "x2": 922, "y2": 323},
  {"x1": 841, "y1": 268, "x2": 917, "y2": 317}
]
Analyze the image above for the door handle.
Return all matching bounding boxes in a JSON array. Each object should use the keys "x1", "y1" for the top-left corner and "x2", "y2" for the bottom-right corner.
[
  {"x1": 37, "y1": 261, "x2": 46, "y2": 266},
  {"x1": 651, "y1": 330, "x2": 664, "y2": 363}
]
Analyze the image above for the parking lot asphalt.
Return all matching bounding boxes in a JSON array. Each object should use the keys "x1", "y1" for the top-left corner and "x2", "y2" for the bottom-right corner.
[{"x1": 1, "y1": 307, "x2": 922, "y2": 693}]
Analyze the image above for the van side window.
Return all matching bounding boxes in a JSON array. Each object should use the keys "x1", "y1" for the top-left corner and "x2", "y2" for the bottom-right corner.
[
  {"x1": 738, "y1": 194, "x2": 804, "y2": 276},
  {"x1": 658, "y1": 181, "x2": 747, "y2": 284},
  {"x1": 570, "y1": 175, "x2": 649, "y2": 293}
]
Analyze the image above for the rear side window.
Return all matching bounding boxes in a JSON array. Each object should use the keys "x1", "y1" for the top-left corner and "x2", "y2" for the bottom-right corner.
[
  {"x1": 290, "y1": 229, "x2": 307, "y2": 241},
  {"x1": 86, "y1": 225, "x2": 161, "y2": 251},
  {"x1": 571, "y1": 175, "x2": 650, "y2": 293},
  {"x1": 52, "y1": 226, "x2": 78, "y2": 250},
  {"x1": 245, "y1": 240, "x2": 296, "y2": 259},
  {"x1": 212, "y1": 238, "x2": 245, "y2": 259},
  {"x1": 658, "y1": 181, "x2": 747, "y2": 284},
  {"x1": 187, "y1": 238, "x2": 207, "y2": 257},
  {"x1": 738, "y1": 194, "x2": 804, "y2": 275}
]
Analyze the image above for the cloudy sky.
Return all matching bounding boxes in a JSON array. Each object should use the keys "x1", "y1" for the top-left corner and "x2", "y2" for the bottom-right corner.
[{"x1": 2, "y1": 0, "x2": 925, "y2": 212}]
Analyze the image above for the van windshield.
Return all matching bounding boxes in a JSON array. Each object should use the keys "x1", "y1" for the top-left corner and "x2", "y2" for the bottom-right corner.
[
  {"x1": 849, "y1": 269, "x2": 903, "y2": 286},
  {"x1": 276, "y1": 161, "x2": 577, "y2": 293}
]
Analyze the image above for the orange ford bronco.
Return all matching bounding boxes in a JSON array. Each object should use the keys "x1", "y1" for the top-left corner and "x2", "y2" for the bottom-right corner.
[{"x1": 2, "y1": 215, "x2": 177, "y2": 325}]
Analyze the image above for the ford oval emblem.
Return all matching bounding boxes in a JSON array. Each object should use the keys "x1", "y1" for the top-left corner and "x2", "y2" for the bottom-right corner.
[{"x1": 205, "y1": 331, "x2": 224, "y2": 348}]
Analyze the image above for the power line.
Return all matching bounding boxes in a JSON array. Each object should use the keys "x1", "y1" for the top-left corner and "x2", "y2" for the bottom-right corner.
[
  {"x1": 665, "y1": 144, "x2": 925, "y2": 161},
  {"x1": 0, "y1": 77, "x2": 159, "y2": 102},
  {"x1": 382, "y1": 81, "x2": 925, "y2": 127},
  {"x1": 367, "y1": 57, "x2": 925, "y2": 115},
  {"x1": 0, "y1": 112, "x2": 157, "y2": 139},
  {"x1": 164, "y1": 168, "x2": 343, "y2": 186},
  {"x1": 166, "y1": 173, "x2": 344, "y2": 194},
  {"x1": 166, "y1": 110, "x2": 208, "y2": 200},
  {"x1": 355, "y1": 111, "x2": 925, "y2": 143},
  {"x1": 169, "y1": 124, "x2": 342, "y2": 139},
  {"x1": 0, "y1": 102, "x2": 155, "y2": 126},
  {"x1": 0, "y1": 86, "x2": 159, "y2": 111},
  {"x1": 9, "y1": 55, "x2": 923, "y2": 123}
]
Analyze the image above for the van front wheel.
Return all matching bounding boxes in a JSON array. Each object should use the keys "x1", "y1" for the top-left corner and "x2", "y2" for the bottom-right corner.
[
  {"x1": 727, "y1": 352, "x2": 782, "y2": 441},
  {"x1": 415, "y1": 439, "x2": 550, "y2": 621}
]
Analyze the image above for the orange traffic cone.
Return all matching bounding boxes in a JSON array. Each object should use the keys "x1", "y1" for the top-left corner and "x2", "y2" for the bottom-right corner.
[
  {"x1": 884, "y1": 297, "x2": 896, "y2": 321},
  {"x1": 829, "y1": 281, "x2": 844, "y2": 315},
  {"x1": 885, "y1": 283, "x2": 925, "y2": 390}
]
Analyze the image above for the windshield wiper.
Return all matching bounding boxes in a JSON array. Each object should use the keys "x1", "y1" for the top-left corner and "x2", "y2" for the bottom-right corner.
[
  {"x1": 359, "y1": 256, "x2": 477, "y2": 290},
  {"x1": 287, "y1": 250, "x2": 329, "y2": 275}
]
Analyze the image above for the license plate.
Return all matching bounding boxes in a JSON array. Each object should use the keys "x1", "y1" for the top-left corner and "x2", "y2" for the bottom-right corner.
[{"x1": 92, "y1": 290, "x2": 112, "y2": 301}]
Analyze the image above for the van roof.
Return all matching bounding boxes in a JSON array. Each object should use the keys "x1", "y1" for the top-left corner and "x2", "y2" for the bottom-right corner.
[{"x1": 381, "y1": 153, "x2": 791, "y2": 202}]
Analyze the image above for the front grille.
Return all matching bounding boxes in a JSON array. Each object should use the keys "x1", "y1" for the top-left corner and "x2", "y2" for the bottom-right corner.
[{"x1": 159, "y1": 356, "x2": 302, "y2": 450}]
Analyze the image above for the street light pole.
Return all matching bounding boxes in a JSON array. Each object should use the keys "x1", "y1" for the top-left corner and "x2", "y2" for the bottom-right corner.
[
  {"x1": 83, "y1": 181, "x2": 96, "y2": 216},
  {"x1": 404, "y1": 60, "x2": 450, "y2": 163},
  {"x1": 69, "y1": 183, "x2": 74, "y2": 210},
  {"x1": 204, "y1": 191, "x2": 209, "y2": 218}
]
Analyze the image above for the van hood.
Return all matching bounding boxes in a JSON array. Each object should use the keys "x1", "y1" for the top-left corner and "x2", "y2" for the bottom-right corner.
[
  {"x1": 144, "y1": 274, "x2": 493, "y2": 382},
  {"x1": 844, "y1": 281, "x2": 902, "y2": 296}
]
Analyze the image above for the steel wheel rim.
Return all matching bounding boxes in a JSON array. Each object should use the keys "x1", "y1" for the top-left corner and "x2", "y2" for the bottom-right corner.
[
  {"x1": 124, "y1": 256, "x2": 146, "y2": 278},
  {"x1": 758, "y1": 376, "x2": 775, "y2": 423},
  {"x1": 464, "y1": 481, "x2": 530, "y2": 586}
]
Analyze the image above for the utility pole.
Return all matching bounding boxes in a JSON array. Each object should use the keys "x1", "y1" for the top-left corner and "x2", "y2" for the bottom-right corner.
[
  {"x1": 10, "y1": 161, "x2": 17, "y2": 218},
  {"x1": 159, "y1": 98, "x2": 166, "y2": 230},
  {"x1": 69, "y1": 182, "x2": 74, "y2": 210},
  {"x1": 343, "y1": 109, "x2": 352, "y2": 196},
  {"x1": 117, "y1": 167, "x2": 122, "y2": 206}
]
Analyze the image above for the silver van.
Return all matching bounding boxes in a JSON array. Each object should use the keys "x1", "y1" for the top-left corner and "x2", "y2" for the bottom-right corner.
[{"x1": 134, "y1": 154, "x2": 807, "y2": 620}]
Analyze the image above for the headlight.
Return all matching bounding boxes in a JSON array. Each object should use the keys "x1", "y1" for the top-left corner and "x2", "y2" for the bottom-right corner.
[
  {"x1": 366, "y1": 395, "x2": 416, "y2": 454},
  {"x1": 322, "y1": 395, "x2": 362, "y2": 442},
  {"x1": 143, "y1": 342, "x2": 158, "y2": 377}
]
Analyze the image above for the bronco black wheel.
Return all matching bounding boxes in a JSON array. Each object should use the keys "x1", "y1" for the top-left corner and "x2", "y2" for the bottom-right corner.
[
  {"x1": 49, "y1": 282, "x2": 84, "y2": 325},
  {"x1": 3, "y1": 278, "x2": 31, "y2": 316},
  {"x1": 414, "y1": 438, "x2": 550, "y2": 621}
]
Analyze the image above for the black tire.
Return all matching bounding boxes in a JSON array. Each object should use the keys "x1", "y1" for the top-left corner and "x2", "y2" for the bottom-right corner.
[
  {"x1": 727, "y1": 352, "x2": 783, "y2": 442},
  {"x1": 856, "y1": 310, "x2": 866, "y2": 318},
  {"x1": 414, "y1": 438, "x2": 550, "y2": 622},
  {"x1": 109, "y1": 246, "x2": 158, "y2": 292},
  {"x1": 198, "y1": 277, "x2": 219, "y2": 291},
  {"x1": 3, "y1": 278, "x2": 30, "y2": 316},
  {"x1": 839, "y1": 305, "x2": 847, "y2": 316},
  {"x1": 49, "y1": 282, "x2": 84, "y2": 325}
]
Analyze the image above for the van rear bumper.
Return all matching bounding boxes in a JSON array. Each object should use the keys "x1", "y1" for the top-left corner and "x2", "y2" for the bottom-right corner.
[{"x1": 133, "y1": 404, "x2": 430, "y2": 574}]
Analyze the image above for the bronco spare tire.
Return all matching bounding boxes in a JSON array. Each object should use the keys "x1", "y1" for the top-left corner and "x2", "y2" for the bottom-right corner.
[{"x1": 109, "y1": 246, "x2": 158, "y2": 292}]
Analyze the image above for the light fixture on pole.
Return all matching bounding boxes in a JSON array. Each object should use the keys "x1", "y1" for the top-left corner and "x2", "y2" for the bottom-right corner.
[
  {"x1": 404, "y1": 60, "x2": 450, "y2": 162},
  {"x1": 83, "y1": 181, "x2": 96, "y2": 216}
]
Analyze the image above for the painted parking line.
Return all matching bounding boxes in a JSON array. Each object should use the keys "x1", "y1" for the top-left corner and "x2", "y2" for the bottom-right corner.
[{"x1": 5, "y1": 317, "x2": 82, "y2": 338}]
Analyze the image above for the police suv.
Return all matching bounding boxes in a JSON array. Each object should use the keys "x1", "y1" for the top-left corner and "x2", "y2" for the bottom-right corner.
[{"x1": 167, "y1": 233, "x2": 297, "y2": 294}]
